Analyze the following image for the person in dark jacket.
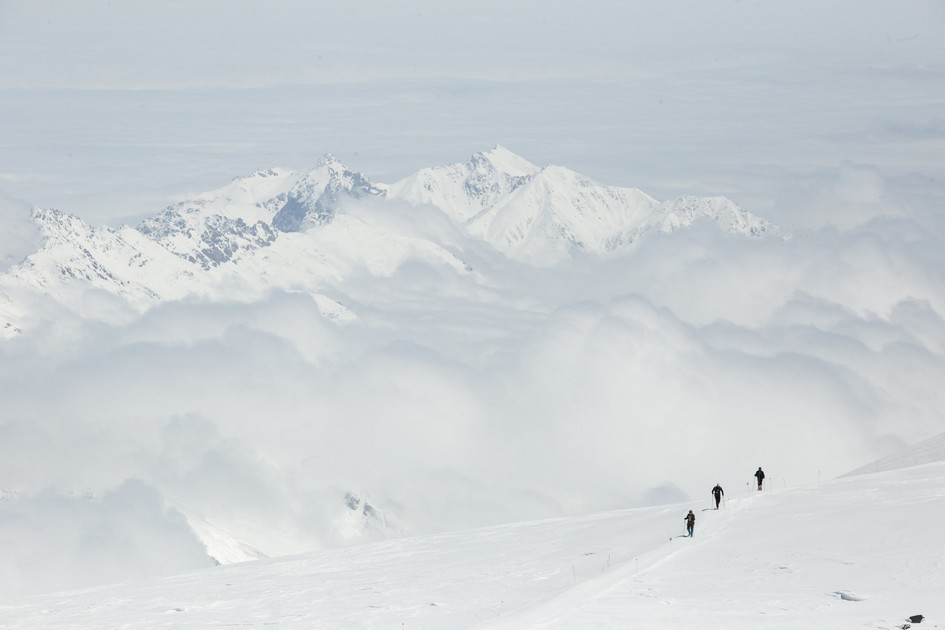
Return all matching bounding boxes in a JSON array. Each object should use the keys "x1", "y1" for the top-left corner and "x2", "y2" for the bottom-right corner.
[
  {"x1": 754, "y1": 467, "x2": 765, "y2": 491},
  {"x1": 684, "y1": 510, "x2": 695, "y2": 537},
  {"x1": 711, "y1": 484, "x2": 724, "y2": 509}
]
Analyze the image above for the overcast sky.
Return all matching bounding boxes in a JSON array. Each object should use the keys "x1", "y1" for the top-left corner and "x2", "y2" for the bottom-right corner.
[
  {"x1": 2, "y1": 1, "x2": 941, "y2": 88},
  {"x1": 1, "y1": 0, "x2": 943, "y2": 224}
]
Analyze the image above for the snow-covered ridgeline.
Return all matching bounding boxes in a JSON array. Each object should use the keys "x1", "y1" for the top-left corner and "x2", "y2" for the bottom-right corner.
[
  {"x1": 385, "y1": 146, "x2": 776, "y2": 263},
  {"x1": 0, "y1": 146, "x2": 775, "y2": 337}
]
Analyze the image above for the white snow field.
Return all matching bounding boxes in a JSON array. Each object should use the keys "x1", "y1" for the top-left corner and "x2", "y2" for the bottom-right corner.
[{"x1": 0, "y1": 459, "x2": 940, "y2": 629}]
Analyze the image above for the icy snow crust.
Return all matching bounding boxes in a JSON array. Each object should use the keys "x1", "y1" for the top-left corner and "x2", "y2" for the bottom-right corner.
[{"x1": 0, "y1": 462, "x2": 940, "y2": 629}]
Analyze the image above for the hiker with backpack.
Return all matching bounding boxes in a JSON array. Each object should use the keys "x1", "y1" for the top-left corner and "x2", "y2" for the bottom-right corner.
[
  {"x1": 754, "y1": 467, "x2": 765, "y2": 490},
  {"x1": 684, "y1": 510, "x2": 695, "y2": 537}
]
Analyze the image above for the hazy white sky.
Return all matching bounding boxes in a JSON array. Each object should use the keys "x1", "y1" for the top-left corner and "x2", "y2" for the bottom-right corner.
[
  {"x1": 1, "y1": 1, "x2": 941, "y2": 87},
  {"x1": 1, "y1": 0, "x2": 943, "y2": 224}
]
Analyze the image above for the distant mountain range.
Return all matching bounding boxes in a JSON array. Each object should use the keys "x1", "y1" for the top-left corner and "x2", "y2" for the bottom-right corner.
[{"x1": 0, "y1": 146, "x2": 776, "y2": 338}]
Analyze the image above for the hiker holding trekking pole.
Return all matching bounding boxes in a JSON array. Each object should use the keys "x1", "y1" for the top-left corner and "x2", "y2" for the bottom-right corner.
[{"x1": 711, "y1": 484, "x2": 724, "y2": 509}]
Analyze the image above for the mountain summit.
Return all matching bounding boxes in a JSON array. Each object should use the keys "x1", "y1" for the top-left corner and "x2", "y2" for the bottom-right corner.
[
  {"x1": 383, "y1": 146, "x2": 541, "y2": 223},
  {"x1": 273, "y1": 154, "x2": 383, "y2": 232}
]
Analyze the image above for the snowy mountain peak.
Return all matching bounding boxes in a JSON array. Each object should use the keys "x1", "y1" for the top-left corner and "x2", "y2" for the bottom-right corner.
[
  {"x1": 471, "y1": 145, "x2": 540, "y2": 177},
  {"x1": 384, "y1": 146, "x2": 540, "y2": 223},
  {"x1": 31, "y1": 205, "x2": 85, "y2": 237},
  {"x1": 25, "y1": 206, "x2": 95, "y2": 256},
  {"x1": 272, "y1": 158, "x2": 382, "y2": 232},
  {"x1": 463, "y1": 166, "x2": 663, "y2": 263},
  {"x1": 314, "y1": 153, "x2": 344, "y2": 170}
]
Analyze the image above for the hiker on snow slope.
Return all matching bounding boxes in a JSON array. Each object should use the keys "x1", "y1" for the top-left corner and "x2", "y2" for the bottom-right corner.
[{"x1": 711, "y1": 483, "x2": 724, "y2": 509}]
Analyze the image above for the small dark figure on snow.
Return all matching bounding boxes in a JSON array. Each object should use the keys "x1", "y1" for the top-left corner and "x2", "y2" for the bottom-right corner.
[
  {"x1": 711, "y1": 484, "x2": 724, "y2": 509},
  {"x1": 684, "y1": 510, "x2": 695, "y2": 537},
  {"x1": 755, "y1": 467, "x2": 765, "y2": 491}
]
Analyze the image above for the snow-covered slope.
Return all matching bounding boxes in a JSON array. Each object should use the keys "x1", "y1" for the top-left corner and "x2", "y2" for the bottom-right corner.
[
  {"x1": 137, "y1": 168, "x2": 294, "y2": 270},
  {"x1": 0, "y1": 291, "x2": 24, "y2": 336},
  {"x1": 5, "y1": 207, "x2": 200, "y2": 310},
  {"x1": 176, "y1": 511, "x2": 271, "y2": 566},
  {"x1": 1, "y1": 461, "x2": 940, "y2": 628}
]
